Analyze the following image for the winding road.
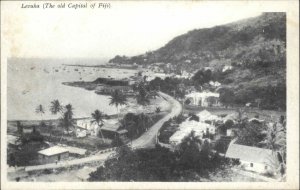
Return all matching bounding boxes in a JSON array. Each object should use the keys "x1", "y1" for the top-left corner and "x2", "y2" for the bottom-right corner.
[{"x1": 17, "y1": 92, "x2": 182, "y2": 172}]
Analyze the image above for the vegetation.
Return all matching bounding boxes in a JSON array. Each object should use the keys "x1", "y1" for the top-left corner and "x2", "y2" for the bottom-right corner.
[
  {"x1": 148, "y1": 77, "x2": 189, "y2": 99},
  {"x1": 155, "y1": 107, "x2": 161, "y2": 113},
  {"x1": 110, "y1": 13, "x2": 286, "y2": 111},
  {"x1": 89, "y1": 135, "x2": 240, "y2": 181},
  {"x1": 35, "y1": 104, "x2": 45, "y2": 119},
  {"x1": 109, "y1": 90, "x2": 128, "y2": 119},
  {"x1": 260, "y1": 119, "x2": 286, "y2": 177},
  {"x1": 192, "y1": 69, "x2": 213, "y2": 86},
  {"x1": 136, "y1": 83, "x2": 150, "y2": 106},
  {"x1": 91, "y1": 109, "x2": 106, "y2": 142},
  {"x1": 8, "y1": 126, "x2": 47, "y2": 167},
  {"x1": 49, "y1": 99, "x2": 63, "y2": 115},
  {"x1": 60, "y1": 104, "x2": 75, "y2": 134},
  {"x1": 235, "y1": 120, "x2": 268, "y2": 147},
  {"x1": 120, "y1": 113, "x2": 162, "y2": 140}
]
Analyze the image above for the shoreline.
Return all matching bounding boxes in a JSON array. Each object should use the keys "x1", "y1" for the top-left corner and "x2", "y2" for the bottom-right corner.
[{"x1": 63, "y1": 64, "x2": 138, "y2": 70}]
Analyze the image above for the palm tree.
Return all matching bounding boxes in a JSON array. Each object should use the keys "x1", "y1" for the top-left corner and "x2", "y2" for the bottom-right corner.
[
  {"x1": 35, "y1": 104, "x2": 45, "y2": 120},
  {"x1": 91, "y1": 110, "x2": 106, "y2": 143},
  {"x1": 261, "y1": 122, "x2": 286, "y2": 178},
  {"x1": 109, "y1": 90, "x2": 127, "y2": 120},
  {"x1": 62, "y1": 104, "x2": 74, "y2": 134},
  {"x1": 50, "y1": 99, "x2": 63, "y2": 115}
]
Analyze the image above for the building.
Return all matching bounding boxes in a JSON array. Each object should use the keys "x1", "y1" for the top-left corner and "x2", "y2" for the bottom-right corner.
[
  {"x1": 101, "y1": 120, "x2": 128, "y2": 139},
  {"x1": 185, "y1": 91, "x2": 220, "y2": 107},
  {"x1": 209, "y1": 81, "x2": 221, "y2": 87},
  {"x1": 76, "y1": 119, "x2": 99, "y2": 136},
  {"x1": 225, "y1": 142, "x2": 274, "y2": 174},
  {"x1": 222, "y1": 65, "x2": 233, "y2": 72},
  {"x1": 169, "y1": 111, "x2": 218, "y2": 146},
  {"x1": 38, "y1": 146, "x2": 69, "y2": 164}
]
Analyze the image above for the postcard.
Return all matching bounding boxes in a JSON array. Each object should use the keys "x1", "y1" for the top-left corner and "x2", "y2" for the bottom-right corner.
[{"x1": 1, "y1": 0, "x2": 299, "y2": 189}]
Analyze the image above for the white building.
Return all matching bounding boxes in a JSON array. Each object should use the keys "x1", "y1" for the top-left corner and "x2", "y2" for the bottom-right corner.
[
  {"x1": 76, "y1": 119, "x2": 99, "y2": 136},
  {"x1": 197, "y1": 110, "x2": 221, "y2": 122},
  {"x1": 38, "y1": 146, "x2": 69, "y2": 164},
  {"x1": 222, "y1": 65, "x2": 233, "y2": 72},
  {"x1": 226, "y1": 142, "x2": 274, "y2": 174},
  {"x1": 169, "y1": 110, "x2": 218, "y2": 146},
  {"x1": 209, "y1": 81, "x2": 221, "y2": 87},
  {"x1": 185, "y1": 91, "x2": 220, "y2": 107}
]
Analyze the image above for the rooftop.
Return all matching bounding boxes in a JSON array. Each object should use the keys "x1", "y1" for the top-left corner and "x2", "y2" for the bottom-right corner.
[
  {"x1": 226, "y1": 143, "x2": 273, "y2": 165},
  {"x1": 38, "y1": 146, "x2": 68, "y2": 156}
]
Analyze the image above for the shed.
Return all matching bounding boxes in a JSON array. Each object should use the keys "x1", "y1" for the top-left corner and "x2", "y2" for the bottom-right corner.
[{"x1": 38, "y1": 146, "x2": 69, "y2": 164}]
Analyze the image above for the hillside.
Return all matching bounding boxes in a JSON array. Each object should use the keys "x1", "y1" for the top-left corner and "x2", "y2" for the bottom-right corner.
[{"x1": 109, "y1": 13, "x2": 286, "y2": 110}]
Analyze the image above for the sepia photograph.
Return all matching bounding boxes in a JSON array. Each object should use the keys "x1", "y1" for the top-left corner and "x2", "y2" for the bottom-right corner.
[{"x1": 1, "y1": 0, "x2": 299, "y2": 189}]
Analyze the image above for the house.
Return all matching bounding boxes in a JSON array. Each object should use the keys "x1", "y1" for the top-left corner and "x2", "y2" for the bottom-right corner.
[
  {"x1": 38, "y1": 146, "x2": 69, "y2": 164},
  {"x1": 209, "y1": 81, "x2": 221, "y2": 87},
  {"x1": 76, "y1": 119, "x2": 99, "y2": 136},
  {"x1": 197, "y1": 110, "x2": 221, "y2": 122},
  {"x1": 222, "y1": 65, "x2": 233, "y2": 72},
  {"x1": 185, "y1": 91, "x2": 220, "y2": 107},
  {"x1": 169, "y1": 113, "x2": 217, "y2": 146},
  {"x1": 225, "y1": 142, "x2": 274, "y2": 174},
  {"x1": 101, "y1": 120, "x2": 128, "y2": 139}
]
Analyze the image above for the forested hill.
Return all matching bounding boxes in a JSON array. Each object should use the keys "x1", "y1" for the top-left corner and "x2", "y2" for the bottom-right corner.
[
  {"x1": 109, "y1": 12, "x2": 286, "y2": 110},
  {"x1": 109, "y1": 13, "x2": 285, "y2": 68}
]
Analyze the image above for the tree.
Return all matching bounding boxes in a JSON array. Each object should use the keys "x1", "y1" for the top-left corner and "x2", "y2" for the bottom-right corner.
[
  {"x1": 236, "y1": 120, "x2": 268, "y2": 147},
  {"x1": 49, "y1": 99, "x2": 63, "y2": 115},
  {"x1": 255, "y1": 98, "x2": 262, "y2": 109},
  {"x1": 192, "y1": 69, "x2": 212, "y2": 86},
  {"x1": 91, "y1": 110, "x2": 105, "y2": 143},
  {"x1": 61, "y1": 104, "x2": 74, "y2": 135},
  {"x1": 155, "y1": 107, "x2": 161, "y2": 113},
  {"x1": 219, "y1": 89, "x2": 235, "y2": 107},
  {"x1": 17, "y1": 121, "x2": 23, "y2": 135},
  {"x1": 260, "y1": 122, "x2": 286, "y2": 178},
  {"x1": 136, "y1": 83, "x2": 150, "y2": 107},
  {"x1": 35, "y1": 104, "x2": 45, "y2": 119},
  {"x1": 178, "y1": 130, "x2": 203, "y2": 169},
  {"x1": 109, "y1": 90, "x2": 127, "y2": 120}
]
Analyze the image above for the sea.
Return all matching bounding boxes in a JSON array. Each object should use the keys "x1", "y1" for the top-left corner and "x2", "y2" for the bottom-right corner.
[{"x1": 7, "y1": 58, "x2": 138, "y2": 121}]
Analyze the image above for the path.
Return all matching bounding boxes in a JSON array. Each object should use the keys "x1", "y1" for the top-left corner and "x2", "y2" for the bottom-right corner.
[
  {"x1": 16, "y1": 92, "x2": 182, "y2": 172},
  {"x1": 232, "y1": 168, "x2": 278, "y2": 182}
]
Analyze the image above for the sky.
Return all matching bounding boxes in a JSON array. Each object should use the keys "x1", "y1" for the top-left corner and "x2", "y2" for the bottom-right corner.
[{"x1": 3, "y1": 1, "x2": 288, "y2": 60}]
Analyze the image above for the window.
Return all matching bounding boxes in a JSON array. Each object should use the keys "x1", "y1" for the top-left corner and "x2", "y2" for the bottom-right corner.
[{"x1": 250, "y1": 163, "x2": 253, "y2": 167}]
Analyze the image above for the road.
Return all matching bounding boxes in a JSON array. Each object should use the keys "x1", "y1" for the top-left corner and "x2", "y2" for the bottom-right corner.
[
  {"x1": 20, "y1": 92, "x2": 182, "y2": 172},
  {"x1": 131, "y1": 92, "x2": 182, "y2": 148}
]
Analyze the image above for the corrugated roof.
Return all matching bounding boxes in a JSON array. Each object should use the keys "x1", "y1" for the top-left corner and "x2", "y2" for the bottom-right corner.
[
  {"x1": 38, "y1": 146, "x2": 68, "y2": 156},
  {"x1": 226, "y1": 143, "x2": 273, "y2": 165},
  {"x1": 101, "y1": 122, "x2": 120, "y2": 132}
]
